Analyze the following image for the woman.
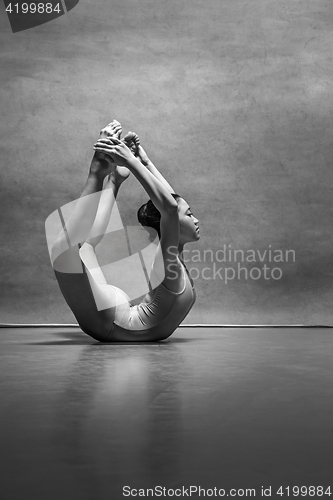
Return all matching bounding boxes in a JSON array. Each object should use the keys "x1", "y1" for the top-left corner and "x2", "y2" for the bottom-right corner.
[{"x1": 50, "y1": 120, "x2": 200, "y2": 342}]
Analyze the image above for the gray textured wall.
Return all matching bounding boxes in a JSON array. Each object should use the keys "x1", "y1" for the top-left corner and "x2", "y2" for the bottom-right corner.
[{"x1": 1, "y1": 0, "x2": 333, "y2": 324}]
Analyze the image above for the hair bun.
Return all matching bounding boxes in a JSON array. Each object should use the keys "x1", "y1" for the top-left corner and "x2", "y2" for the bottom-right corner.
[{"x1": 137, "y1": 200, "x2": 161, "y2": 236}]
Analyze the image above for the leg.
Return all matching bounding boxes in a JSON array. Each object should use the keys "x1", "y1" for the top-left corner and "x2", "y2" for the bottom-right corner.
[
  {"x1": 52, "y1": 182, "x2": 117, "y2": 341},
  {"x1": 50, "y1": 125, "x2": 129, "y2": 341}
]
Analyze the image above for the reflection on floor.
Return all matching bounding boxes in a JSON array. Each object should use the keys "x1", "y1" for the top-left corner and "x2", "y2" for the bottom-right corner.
[{"x1": 0, "y1": 327, "x2": 332, "y2": 500}]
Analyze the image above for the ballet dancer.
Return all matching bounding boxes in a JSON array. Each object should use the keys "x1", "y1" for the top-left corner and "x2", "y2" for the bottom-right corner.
[{"x1": 50, "y1": 120, "x2": 200, "y2": 342}]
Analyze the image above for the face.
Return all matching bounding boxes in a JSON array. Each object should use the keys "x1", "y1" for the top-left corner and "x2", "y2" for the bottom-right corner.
[{"x1": 177, "y1": 198, "x2": 200, "y2": 243}]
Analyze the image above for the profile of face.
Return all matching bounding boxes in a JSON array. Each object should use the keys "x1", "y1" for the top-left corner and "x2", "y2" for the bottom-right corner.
[{"x1": 177, "y1": 198, "x2": 200, "y2": 243}]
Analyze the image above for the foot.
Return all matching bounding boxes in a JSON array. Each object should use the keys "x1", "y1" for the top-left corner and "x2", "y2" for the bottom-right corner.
[
  {"x1": 122, "y1": 131, "x2": 140, "y2": 157},
  {"x1": 110, "y1": 130, "x2": 143, "y2": 183},
  {"x1": 97, "y1": 120, "x2": 127, "y2": 181},
  {"x1": 122, "y1": 131, "x2": 152, "y2": 167},
  {"x1": 99, "y1": 120, "x2": 122, "y2": 140}
]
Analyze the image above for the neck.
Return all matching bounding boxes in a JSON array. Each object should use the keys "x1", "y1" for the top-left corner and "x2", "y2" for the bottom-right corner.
[{"x1": 178, "y1": 243, "x2": 185, "y2": 262}]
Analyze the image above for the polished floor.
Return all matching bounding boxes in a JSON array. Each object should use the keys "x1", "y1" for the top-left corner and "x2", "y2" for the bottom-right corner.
[{"x1": 0, "y1": 327, "x2": 332, "y2": 500}]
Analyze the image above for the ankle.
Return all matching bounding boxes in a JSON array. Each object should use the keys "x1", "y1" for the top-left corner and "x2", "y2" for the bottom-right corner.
[
  {"x1": 107, "y1": 173, "x2": 120, "y2": 187},
  {"x1": 89, "y1": 159, "x2": 108, "y2": 180}
]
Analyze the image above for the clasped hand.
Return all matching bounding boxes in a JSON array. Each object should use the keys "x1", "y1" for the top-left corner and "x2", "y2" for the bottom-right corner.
[{"x1": 93, "y1": 137, "x2": 135, "y2": 167}]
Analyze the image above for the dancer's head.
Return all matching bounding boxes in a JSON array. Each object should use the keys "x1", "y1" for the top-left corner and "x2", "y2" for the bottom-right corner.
[{"x1": 137, "y1": 195, "x2": 200, "y2": 244}]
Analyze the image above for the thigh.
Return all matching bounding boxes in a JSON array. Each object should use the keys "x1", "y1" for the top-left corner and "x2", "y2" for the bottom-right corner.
[{"x1": 53, "y1": 246, "x2": 118, "y2": 342}]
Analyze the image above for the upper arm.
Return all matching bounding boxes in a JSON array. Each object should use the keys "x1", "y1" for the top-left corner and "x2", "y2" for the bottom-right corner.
[
  {"x1": 158, "y1": 207, "x2": 183, "y2": 291},
  {"x1": 160, "y1": 205, "x2": 179, "y2": 259}
]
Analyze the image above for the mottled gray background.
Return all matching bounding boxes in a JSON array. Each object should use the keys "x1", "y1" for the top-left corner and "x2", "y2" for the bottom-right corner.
[{"x1": 1, "y1": 0, "x2": 333, "y2": 324}]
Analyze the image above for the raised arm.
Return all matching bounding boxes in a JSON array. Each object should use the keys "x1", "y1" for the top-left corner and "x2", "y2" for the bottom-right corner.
[
  {"x1": 94, "y1": 137, "x2": 178, "y2": 215},
  {"x1": 123, "y1": 132, "x2": 176, "y2": 194},
  {"x1": 139, "y1": 148, "x2": 176, "y2": 194},
  {"x1": 94, "y1": 137, "x2": 182, "y2": 288}
]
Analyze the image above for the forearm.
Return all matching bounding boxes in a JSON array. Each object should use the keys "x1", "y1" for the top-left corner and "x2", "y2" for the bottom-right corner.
[
  {"x1": 145, "y1": 160, "x2": 175, "y2": 194},
  {"x1": 92, "y1": 137, "x2": 177, "y2": 213},
  {"x1": 127, "y1": 157, "x2": 177, "y2": 213}
]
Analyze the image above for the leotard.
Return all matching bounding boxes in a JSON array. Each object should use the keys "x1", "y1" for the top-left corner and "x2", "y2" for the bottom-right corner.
[{"x1": 107, "y1": 263, "x2": 196, "y2": 341}]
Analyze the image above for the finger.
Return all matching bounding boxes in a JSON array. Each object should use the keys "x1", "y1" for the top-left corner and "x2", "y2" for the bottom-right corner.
[
  {"x1": 94, "y1": 142, "x2": 113, "y2": 150},
  {"x1": 95, "y1": 138, "x2": 120, "y2": 147},
  {"x1": 93, "y1": 147, "x2": 111, "y2": 153},
  {"x1": 94, "y1": 144, "x2": 116, "y2": 150},
  {"x1": 95, "y1": 138, "x2": 114, "y2": 145},
  {"x1": 93, "y1": 147, "x2": 117, "y2": 155},
  {"x1": 96, "y1": 137, "x2": 119, "y2": 143},
  {"x1": 107, "y1": 137, "x2": 122, "y2": 144}
]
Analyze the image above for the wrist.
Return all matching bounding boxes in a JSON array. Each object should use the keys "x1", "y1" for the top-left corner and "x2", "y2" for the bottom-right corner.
[{"x1": 127, "y1": 156, "x2": 142, "y2": 170}]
